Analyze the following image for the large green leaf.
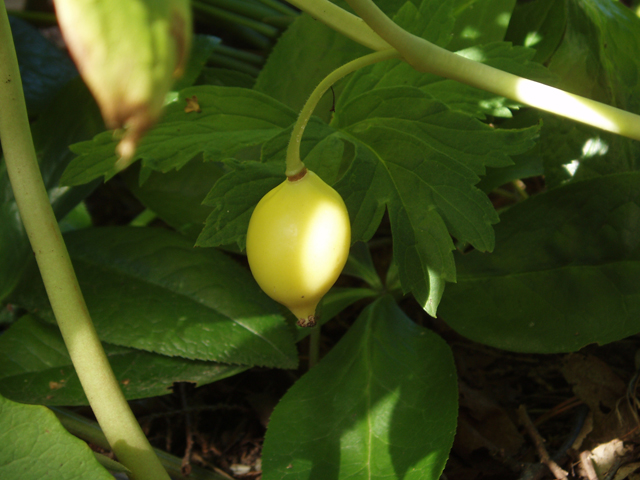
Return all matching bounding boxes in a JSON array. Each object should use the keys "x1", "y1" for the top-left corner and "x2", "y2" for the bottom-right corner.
[
  {"x1": 9, "y1": 15, "x2": 78, "y2": 115},
  {"x1": 262, "y1": 296, "x2": 458, "y2": 480},
  {"x1": 439, "y1": 172, "x2": 640, "y2": 353},
  {"x1": 61, "y1": 86, "x2": 297, "y2": 185},
  {"x1": 0, "y1": 78, "x2": 104, "y2": 302},
  {"x1": 0, "y1": 393, "x2": 112, "y2": 479},
  {"x1": 10, "y1": 227, "x2": 297, "y2": 368},
  {"x1": 0, "y1": 315, "x2": 247, "y2": 406}
]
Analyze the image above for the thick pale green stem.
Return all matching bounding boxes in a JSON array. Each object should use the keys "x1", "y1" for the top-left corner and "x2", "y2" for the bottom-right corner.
[
  {"x1": 0, "y1": 5, "x2": 169, "y2": 480},
  {"x1": 287, "y1": 0, "x2": 389, "y2": 51},
  {"x1": 286, "y1": 48, "x2": 400, "y2": 177},
  {"x1": 288, "y1": 0, "x2": 640, "y2": 142}
]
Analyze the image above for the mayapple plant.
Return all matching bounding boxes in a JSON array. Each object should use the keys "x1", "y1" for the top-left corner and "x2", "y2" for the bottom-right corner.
[{"x1": 1, "y1": 0, "x2": 640, "y2": 479}]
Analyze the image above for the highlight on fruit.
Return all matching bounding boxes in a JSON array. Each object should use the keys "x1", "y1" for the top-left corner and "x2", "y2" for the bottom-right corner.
[{"x1": 246, "y1": 169, "x2": 351, "y2": 327}]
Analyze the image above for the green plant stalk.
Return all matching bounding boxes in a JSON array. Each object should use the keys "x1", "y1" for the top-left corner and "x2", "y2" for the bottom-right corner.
[
  {"x1": 51, "y1": 407, "x2": 230, "y2": 480},
  {"x1": 192, "y1": 0, "x2": 279, "y2": 38},
  {"x1": 287, "y1": 0, "x2": 640, "y2": 142},
  {"x1": 286, "y1": 0, "x2": 390, "y2": 51},
  {"x1": 210, "y1": 52, "x2": 261, "y2": 76},
  {"x1": 256, "y1": 0, "x2": 299, "y2": 17},
  {"x1": 285, "y1": 48, "x2": 401, "y2": 176},
  {"x1": 215, "y1": 43, "x2": 265, "y2": 65},
  {"x1": 0, "y1": 6, "x2": 169, "y2": 480},
  {"x1": 262, "y1": 14, "x2": 295, "y2": 28},
  {"x1": 198, "y1": 0, "x2": 279, "y2": 21},
  {"x1": 224, "y1": 22, "x2": 273, "y2": 51}
]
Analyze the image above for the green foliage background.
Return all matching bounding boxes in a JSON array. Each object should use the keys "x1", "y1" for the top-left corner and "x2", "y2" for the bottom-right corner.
[{"x1": 1, "y1": 0, "x2": 640, "y2": 478}]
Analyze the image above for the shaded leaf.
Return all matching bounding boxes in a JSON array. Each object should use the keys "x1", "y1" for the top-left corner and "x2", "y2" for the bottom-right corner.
[
  {"x1": 476, "y1": 110, "x2": 544, "y2": 193},
  {"x1": 439, "y1": 172, "x2": 640, "y2": 352},
  {"x1": 122, "y1": 158, "x2": 224, "y2": 240},
  {"x1": 0, "y1": 315, "x2": 247, "y2": 406},
  {"x1": 505, "y1": 0, "x2": 567, "y2": 63},
  {"x1": 9, "y1": 15, "x2": 77, "y2": 115},
  {"x1": 0, "y1": 78, "x2": 104, "y2": 302},
  {"x1": 10, "y1": 227, "x2": 297, "y2": 368}
]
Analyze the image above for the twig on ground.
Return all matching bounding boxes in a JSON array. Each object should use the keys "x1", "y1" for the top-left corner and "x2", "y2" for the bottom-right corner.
[{"x1": 518, "y1": 405, "x2": 569, "y2": 480}]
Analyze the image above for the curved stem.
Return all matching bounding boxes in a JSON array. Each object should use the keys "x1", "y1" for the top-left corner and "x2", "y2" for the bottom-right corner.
[
  {"x1": 0, "y1": 6, "x2": 169, "y2": 480},
  {"x1": 287, "y1": 0, "x2": 640, "y2": 142},
  {"x1": 285, "y1": 48, "x2": 400, "y2": 177}
]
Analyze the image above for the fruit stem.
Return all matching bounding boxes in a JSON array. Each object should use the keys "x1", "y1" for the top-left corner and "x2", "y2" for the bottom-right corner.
[
  {"x1": 285, "y1": 48, "x2": 401, "y2": 178},
  {"x1": 0, "y1": 6, "x2": 169, "y2": 480}
]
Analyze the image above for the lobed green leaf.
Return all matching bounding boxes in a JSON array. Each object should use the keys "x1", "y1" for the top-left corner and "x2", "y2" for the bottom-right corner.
[
  {"x1": 62, "y1": 86, "x2": 297, "y2": 185},
  {"x1": 0, "y1": 315, "x2": 246, "y2": 406}
]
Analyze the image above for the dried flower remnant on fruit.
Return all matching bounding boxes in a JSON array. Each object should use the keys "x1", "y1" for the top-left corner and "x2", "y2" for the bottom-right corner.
[
  {"x1": 53, "y1": 0, "x2": 192, "y2": 160},
  {"x1": 246, "y1": 169, "x2": 350, "y2": 327},
  {"x1": 297, "y1": 315, "x2": 317, "y2": 328}
]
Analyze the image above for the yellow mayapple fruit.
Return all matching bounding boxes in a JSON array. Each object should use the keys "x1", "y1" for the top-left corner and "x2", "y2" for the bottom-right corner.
[{"x1": 246, "y1": 169, "x2": 351, "y2": 327}]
